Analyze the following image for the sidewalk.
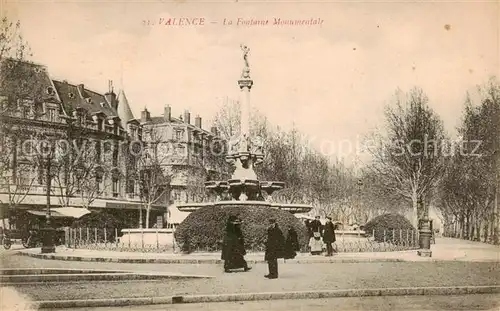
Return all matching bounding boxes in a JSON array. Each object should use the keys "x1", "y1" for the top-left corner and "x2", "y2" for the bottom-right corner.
[{"x1": 15, "y1": 238, "x2": 499, "y2": 263}]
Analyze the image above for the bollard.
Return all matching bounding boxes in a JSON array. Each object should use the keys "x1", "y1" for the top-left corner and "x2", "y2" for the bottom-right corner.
[
  {"x1": 128, "y1": 230, "x2": 131, "y2": 248},
  {"x1": 141, "y1": 227, "x2": 144, "y2": 249},
  {"x1": 156, "y1": 228, "x2": 159, "y2": 249}
]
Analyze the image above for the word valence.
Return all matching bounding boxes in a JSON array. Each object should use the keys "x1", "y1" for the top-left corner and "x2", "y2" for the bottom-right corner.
[{"x1": 158, "y1": 18, "x2": 205, "y2": 26}]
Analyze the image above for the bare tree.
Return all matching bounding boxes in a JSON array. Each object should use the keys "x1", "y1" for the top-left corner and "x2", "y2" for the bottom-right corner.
[
  {"x1": 368, "y1": 87, "x2": 447, "y2": 228},
  {"x1": 138, "y1": 131, "x2": 171, "y2": 228}
]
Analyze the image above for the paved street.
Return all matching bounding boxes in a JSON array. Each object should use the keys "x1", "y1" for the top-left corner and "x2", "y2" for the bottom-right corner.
[
  {"x1": 2, "y1": 251, "x2": 499, "y2": 301},
  {"x1": 59, "y1": 295, "x2": 500, "y2": 311}
]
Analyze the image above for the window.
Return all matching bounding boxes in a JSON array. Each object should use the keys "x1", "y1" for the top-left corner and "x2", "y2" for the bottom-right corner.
[
  {"x1": 173, "y1": 192, "x2": 181, "y2": 202},
  {"x1": 95, "y1": 141, "x2": 101, "y2": 162},
  {"x1": 97, "y1": 118, "x2": 103, "y2": 131},
  {"x1": 22, "y1": 107, "x2": 30, "y2": 118},
  {"x1": 126, "y1": 179, "x2": 135, "y2": 194},
  {"x1": 175, "y1": 130, "x2": 183, "y2": 141},
  {"x1": 47, "y1": 109, "x2": 56, "y2": 122},
  {"x1": 112, "y1": 179, "x2": 119, "y2": 197}
]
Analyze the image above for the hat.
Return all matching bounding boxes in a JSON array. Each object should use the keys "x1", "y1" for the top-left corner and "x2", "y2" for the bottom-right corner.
[{"x1": 228, "y1": 215, "x2": 242, "y2": 224}]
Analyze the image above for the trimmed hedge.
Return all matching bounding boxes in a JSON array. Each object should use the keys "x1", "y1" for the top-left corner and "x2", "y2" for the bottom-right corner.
[
  {"x1": 364, "y1": 213, "x2": 415, "y2": 245},
  {"x1": 174, "y1": 205, "x2": 309, "y2": 253}
]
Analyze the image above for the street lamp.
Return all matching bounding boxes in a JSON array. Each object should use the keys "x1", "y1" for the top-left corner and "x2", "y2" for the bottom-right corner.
[
  {"x1": 356, "y1": 179, "x2": 364, "y2": 223},
  {"x1": 41, "y1": 143, "x2": 55, "y2": 254}
]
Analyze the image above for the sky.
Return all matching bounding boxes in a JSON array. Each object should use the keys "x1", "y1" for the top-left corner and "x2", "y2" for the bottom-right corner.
[{"x1": 2, "y1": 1, "x2": 499, "y2": 166}]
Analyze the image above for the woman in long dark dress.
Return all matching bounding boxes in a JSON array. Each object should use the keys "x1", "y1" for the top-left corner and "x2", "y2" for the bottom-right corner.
[
  {"x1": 221, "y1": 215, "x2": 251, "y2": 273},
  {"x1": 284, "y1": 226, "x2": 300, "y2": 259}
]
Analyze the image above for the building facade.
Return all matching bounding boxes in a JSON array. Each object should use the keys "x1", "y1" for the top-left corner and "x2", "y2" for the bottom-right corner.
[
  {"x1": 137, "y1": 106, "x2": 230, "y2": 205},
  {"x1": 0, "y1": 59, "x2": 155, "y2": 228}
]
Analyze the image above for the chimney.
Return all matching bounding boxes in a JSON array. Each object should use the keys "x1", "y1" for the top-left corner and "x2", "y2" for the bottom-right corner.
[
  {"x1": 105, "y1": 80, "x2": 117, "y2": 109},
  {"x1": 77, "y1": 84, "x2": 85, "y2": 95},
  {"x1": 141, "y1": 108, "x2": 151, "y2": 123},
  {"x1": 183, "y1": 110, "x2": 190, "y2": 124},
  {"x1": 195, "y1": 115, "x2": 202, "y2": 128},
  {"x1": 210, "y1": 126, "x2": 218, "y2": 135},
  {"x1": 164, "y1": 105, "x2": 171, "y2": 121}
]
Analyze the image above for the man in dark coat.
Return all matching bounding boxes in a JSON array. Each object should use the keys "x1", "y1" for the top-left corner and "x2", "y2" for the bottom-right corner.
[
  {"x1": 310, "y1": 216, "x2": 323, "y2": 236},
  {"x1": 264, "y1": 218, "x2": 285, "y2": 279},
  {"x1": 221, "y1": 215, "x2": 251, "y2": 272},
  {"x1": 284, "y1": 226, "x2": 300, "y2": 259},
  {"x1": 322, "y1": 217, "x2": 336, "y2": 256}
]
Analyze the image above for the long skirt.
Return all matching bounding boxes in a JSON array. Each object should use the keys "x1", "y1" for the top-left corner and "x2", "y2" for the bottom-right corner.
[
  {"x1": 224, "y1": 253, "x2": 247, "y2": 270},
  {"x1": 309, "y1": 237, "x2": 323, "y2": 254}
]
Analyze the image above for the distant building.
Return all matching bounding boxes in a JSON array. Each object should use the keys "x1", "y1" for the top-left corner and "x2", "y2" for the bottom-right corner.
[{"x1": 137, "y1": 106, "x2": 230, "y2": 205}]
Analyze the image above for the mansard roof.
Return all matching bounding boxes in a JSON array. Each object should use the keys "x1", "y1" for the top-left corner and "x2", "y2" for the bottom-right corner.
[
  {"x1": 0, "y1": 58, "x2": 58, "y2": 103},
  {"x1": 52, "y1": 80, "x2": 118, "y2": 119}
]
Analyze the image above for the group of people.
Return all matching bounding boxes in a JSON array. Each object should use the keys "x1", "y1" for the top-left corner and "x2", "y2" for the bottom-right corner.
[
  {"x1": 221, "y1": 215, "x2": 335, "y2": 279},
  {"x1": 221, "y1": 215, "x2": 300, "y2": 279},
  {"x1": 305, "y1": 216, "x2": 337, "y2": 256}
]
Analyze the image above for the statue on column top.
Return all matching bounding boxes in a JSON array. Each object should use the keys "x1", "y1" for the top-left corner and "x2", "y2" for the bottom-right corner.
[{"x1": 240, "y1": 44, "x2": 251, "y2": 79}]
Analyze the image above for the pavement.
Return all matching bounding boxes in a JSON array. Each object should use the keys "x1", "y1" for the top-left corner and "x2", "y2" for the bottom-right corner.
[
  {"x1": 12, "y1": 237, "x2": 500, "y2": 264},
  {"x1": 1, "y1": 238, "x2": 498, "y2": 309},
  {"x1": 57, "y1": 295, "x2": 500, "y2": 311}
]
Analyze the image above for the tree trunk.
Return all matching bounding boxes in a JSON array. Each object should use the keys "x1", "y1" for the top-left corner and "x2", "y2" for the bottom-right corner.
[
  {"x1": 483, "y1": 221, "x2": 489, "y2": 243},
  {"x1": 139, "y1": 205, "x2": 143, "y2": 228},
  {"x1": 494, "y1": 188, "x2": 499, "y2": 245},
  {"x1": 145, "y1": 203, "x2": 151, "y2": 229},
  {"x1": 411, "y1": 189, "x2": 418, "y2": 229},
  {"x1": 459, "y1": 215, "x2": 465, "y2": 239}
]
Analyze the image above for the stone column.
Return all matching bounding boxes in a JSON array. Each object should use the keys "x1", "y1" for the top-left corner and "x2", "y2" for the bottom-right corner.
[{"x1": 240, "y1": 84, "x2": 251, "y2": 152}]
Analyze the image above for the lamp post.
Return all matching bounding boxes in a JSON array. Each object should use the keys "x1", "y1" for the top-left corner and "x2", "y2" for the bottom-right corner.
[
  {"x1": 41, "y1": 145, "x2": 55, "y2": 254},
  {"x1": 417, "y1": 197, "x2": 432, "y2": 257},
  {"x1": 356, "y1": 179, "x2": 363, "y2": 223}
]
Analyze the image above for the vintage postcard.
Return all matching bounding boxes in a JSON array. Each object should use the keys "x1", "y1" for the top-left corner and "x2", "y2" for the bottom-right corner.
[{"x1": 0, "y1": 1, "x2": 499, "y2": 310}]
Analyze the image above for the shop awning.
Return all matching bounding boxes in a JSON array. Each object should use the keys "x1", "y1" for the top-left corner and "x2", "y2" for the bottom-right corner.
[{"x1": 27, "y1": 207, "x2": 91, "y2": 219}]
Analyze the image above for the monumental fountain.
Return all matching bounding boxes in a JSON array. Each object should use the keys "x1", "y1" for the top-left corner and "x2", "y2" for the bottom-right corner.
[
  {"x1": 120, "y1": 46, "x2": 312, "y2": 250},
  {"x1": 176, "y1": 45, "x2": 313, "y2": 214}
]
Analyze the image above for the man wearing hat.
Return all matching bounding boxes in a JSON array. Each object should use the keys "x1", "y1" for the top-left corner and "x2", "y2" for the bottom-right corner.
[
  {"x1": 323, "y1": 216, "x2": 336, "y2": 256},
  {"x1": 264, "y1": 218, "x2": 285, "y2": 279}
]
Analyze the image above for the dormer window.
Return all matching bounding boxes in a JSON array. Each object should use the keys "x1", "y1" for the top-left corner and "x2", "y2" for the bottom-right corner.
[
  {"x1": 68, "y1": 93, "x2": 75, "y2": 99},
  {"x1": 100, "y1": 102, "x2": 106, "y2": 108},
  {"x1": 34, "y1": 67, "x2": 42, "y2": 73},
  {"x1": 86, "y1": 98, "x2": 93, "y2": 104},
  {"x1": 46, "y1": 87, "x2": 55, "y2": 95}
]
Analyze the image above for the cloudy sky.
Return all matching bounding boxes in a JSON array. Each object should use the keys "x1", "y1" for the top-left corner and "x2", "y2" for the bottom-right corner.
[{"x1": 3, "y1": 1, "x2": 499, "y2": 164}]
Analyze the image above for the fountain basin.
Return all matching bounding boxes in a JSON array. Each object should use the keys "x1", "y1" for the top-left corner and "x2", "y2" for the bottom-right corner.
[{"x1": 177, "y1": 200, "x2": 312, "y2": 214}]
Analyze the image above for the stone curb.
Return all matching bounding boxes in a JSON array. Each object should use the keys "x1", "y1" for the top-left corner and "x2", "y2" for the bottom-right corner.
[
  {"x1": 18, "y1": 251, "x2": 405, "y2": 264},
  {"x1": 34, "y1": 286, "x2": 500, "y2": 309}
]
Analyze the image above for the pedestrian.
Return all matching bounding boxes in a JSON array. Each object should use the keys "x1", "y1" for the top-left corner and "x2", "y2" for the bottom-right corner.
[
  {"x1": 264, "y1": 218, "x2": 285, "y2": 279},
  {"x1": 322, "y1": 217, "x2": 336, "y2": 256},
  {"x1": 309, "y1": 216, "x2": 323, "y2": 255},
  {"x1": 284, "y1": 225, "x2": 299, "y2": 259},
  {"x1": 221, "y1": 215, "x2": 251, "y2": 273}
]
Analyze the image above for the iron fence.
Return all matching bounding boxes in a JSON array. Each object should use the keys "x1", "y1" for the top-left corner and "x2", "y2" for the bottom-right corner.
[{"x1": 65, "y1": 227, "x2": 420, "y2": 253}]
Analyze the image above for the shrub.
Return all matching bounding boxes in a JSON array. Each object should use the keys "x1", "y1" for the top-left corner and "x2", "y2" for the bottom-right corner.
[
  {"x1": 364, "y1": 213, "x2": 415, "y2": 245},
  {"x1": 174, "y1": 204, "x2": 309, "y2": 253}
]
